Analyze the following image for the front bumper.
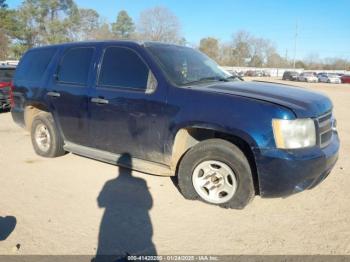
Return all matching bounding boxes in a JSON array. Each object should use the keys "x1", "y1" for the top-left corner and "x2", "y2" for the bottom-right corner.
[{"x1": 254, "y1": 131, "x2": 340, "y2": 198}]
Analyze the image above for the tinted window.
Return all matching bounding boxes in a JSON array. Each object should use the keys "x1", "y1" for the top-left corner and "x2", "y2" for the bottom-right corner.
[
  {"x1": 99, "y1": 47, "x2": 149, "y2": 90},
  {"x1": 58, "y1": 47, "x2": 94, "y2": 85},
  {"x1": 0, "y1": 68, "x2": 15, "y2": 82},
  {"x1": 16, "y1": 48, "x2": 56, "y2": 82}
]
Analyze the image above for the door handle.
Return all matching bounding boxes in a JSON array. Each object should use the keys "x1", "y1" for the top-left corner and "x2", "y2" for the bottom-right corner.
[
  {"x1": 47, "y1": 91, "x2": 61, "y2": 98},
  {"x1": 91, "y1": 97, "x2": 109, "y2": 105}
]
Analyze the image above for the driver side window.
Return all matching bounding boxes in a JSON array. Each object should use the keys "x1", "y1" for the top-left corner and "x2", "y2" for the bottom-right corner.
[{"x1": 98, "y1": 46, "x2": 157, "y2": 93}]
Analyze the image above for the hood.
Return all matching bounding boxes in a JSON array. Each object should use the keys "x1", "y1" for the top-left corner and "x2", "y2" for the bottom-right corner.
[{"x1": 196, "y1": 81, "x2": 332, "y2": 118}]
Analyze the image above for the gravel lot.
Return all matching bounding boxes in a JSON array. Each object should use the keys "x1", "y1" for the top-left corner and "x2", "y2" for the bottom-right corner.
[{"x1": 0, "y1": 78, "x2": 349, "y2": 256}]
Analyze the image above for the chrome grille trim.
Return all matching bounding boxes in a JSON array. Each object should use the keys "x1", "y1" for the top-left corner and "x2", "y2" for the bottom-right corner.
[{"x1": 316, "y1": 111, "x2": 333, "y2": 148}]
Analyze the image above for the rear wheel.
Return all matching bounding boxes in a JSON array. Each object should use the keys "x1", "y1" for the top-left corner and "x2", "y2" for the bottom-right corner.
[
  {"x1": 177, "y1": 139, "x2": 255, "y2": 209},
  {"x1": 31, "y1": 112, "x2": 66, "y2": 158}
]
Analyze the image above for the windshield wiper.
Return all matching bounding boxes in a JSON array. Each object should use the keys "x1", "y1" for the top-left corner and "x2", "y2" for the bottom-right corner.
[{"x1": 184, "y1": 76, "x2": 228, "y2": 86}]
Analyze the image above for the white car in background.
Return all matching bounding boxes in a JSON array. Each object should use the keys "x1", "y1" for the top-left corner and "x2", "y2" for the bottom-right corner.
[
  {"x1": 318, "y1": 73, "x2": 341, "y2": 84},
  {"x1": 298, "y1": 72, "x2": 318, "y2": 82}
]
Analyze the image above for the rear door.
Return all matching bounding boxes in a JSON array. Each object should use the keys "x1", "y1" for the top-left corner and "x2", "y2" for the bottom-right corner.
[
  {"x1": 48, "y1": 45, "x2": 97, "y2": 146},
  {"x1": 88, "y1": 44, "x2": 168, "y2": 163}
]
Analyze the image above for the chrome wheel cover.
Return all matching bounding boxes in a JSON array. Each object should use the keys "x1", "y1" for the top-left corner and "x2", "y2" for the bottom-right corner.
[
  {"x1": 34, "y1": 123, "x2": 51, "y2": 152},
  {"x1": 192, "y1": 160, "x2": 237, "y2": 204}
]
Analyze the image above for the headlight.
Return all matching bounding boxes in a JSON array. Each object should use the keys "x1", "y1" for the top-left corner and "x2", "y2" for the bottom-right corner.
[{"x1": 272, "y1": 118, "x2": 316, "y2": 149}]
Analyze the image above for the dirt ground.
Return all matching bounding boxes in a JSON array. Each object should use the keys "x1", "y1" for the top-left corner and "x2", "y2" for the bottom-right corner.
[{"x1": 0, "y1": 78, "x2": 349, "y2": 256}]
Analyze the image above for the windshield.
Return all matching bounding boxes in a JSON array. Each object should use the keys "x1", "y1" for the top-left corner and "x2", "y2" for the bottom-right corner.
[
  {"x1": 145, "y1": 43, "x2": 233, "y2": 86},
  {"x1": 0, "y1": 68, "x2": 15, "y2": 82}
]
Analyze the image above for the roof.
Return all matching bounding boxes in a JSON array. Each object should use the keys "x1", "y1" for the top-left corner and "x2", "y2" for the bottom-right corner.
[{"x1": 25, "y1": 40, "x2": 188, "y2": 51}]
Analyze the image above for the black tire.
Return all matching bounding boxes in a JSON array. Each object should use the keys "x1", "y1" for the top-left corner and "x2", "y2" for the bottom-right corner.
[
  {"x1": 31, "y1": 112, "x2": 66, "y2": 158},
  {"x1": 177, "y1": 139, "x2": 255, "y2": 209}
]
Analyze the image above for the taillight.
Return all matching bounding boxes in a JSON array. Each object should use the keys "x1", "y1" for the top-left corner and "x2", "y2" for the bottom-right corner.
[
  {"x1": 0, "y1": 82, "x2": 10, "y2": 88},
  {"x1": 9, "y1": 81, "x2": 14, "y2": 108}
]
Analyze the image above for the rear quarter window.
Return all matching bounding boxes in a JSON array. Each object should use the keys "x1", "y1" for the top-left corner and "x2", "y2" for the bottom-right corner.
[{"x1": 16, "y1": 48, "x2": 57, "y2": 82}]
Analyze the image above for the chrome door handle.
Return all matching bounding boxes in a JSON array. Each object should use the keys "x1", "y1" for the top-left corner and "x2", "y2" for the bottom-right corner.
[
  {"x1": 47, "y1": 91, "x2": 61, "y2": 98},
  {"x1": 91, "y1": 97, "x2": 109, "y2": 104}
]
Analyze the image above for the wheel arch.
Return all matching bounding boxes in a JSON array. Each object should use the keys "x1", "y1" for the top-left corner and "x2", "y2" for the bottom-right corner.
[
  {"x1": 24, "y1": 102, "x2": 50, "y2": 131},
  {"x1": 170, "y1": 124, "x2": 260, "y2": 194}
]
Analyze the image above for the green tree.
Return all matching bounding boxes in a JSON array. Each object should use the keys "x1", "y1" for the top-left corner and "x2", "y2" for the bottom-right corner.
[
  {"x1": 112, "y1": 10, "x2": 135, "y2": 39},
  {"x1": 199, "y1": 37, "x2": 220, "y2": 62},
  {"x1": 0, "y1": 31, "x2": 8, "y2": 59},
  {"x1": 0, "y1": 0, "x2": 7, "y2": 9},
  {"x1": 13, "y1": 0, "x2": 79, "y2": 47},
  {"x1": 89, "y1": 22, "x2": 114, "y2": 40},
  {"x1": 0, "y1": 0, "x2": 11, "y2": 58},
  {"x1": 71, "y1": 8, "x2": 100, "y2": 40}
]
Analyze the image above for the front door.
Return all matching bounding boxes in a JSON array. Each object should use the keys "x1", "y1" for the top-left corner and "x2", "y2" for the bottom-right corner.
[{"x1": 88, "y1": 45, "x2": 168, "y2": 163}]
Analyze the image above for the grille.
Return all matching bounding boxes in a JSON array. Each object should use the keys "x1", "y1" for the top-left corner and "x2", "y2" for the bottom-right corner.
[
  {"x1": 316, "y1": 111, "x2": 333, "y2": 148},
  {"x1": 0, "y1": 87, "x2": 11, "y2": 103},
  {"x1": 0, "y1": 86, "x2": 10, "y2": 96}
]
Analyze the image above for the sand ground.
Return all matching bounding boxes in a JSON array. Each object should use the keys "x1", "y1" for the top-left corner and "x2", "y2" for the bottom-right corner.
[{"x1": 0, "y1": 78, "x2": 349, "y2": 256}]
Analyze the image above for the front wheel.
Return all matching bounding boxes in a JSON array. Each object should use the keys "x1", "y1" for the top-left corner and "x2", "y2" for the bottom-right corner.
[
  {"x1": 177, "y1": 139, "x2": 255, "y2": 209},
  {"x1": 31, "y1": 112, "x2": 66, "y2": 158}
]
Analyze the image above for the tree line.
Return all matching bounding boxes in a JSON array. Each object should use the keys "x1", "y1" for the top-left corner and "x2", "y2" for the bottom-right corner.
[
  {"x1": 0, "y1": 0, "x2": 183, "y2": 59},
  {"x1": 0, "y1": 0, "x2": 349, "y2": 70},
  {"x1": 199, "y1": 32, "x2": 350, "y2": 71}
]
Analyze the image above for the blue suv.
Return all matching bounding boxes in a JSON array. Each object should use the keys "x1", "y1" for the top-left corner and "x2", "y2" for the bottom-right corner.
[{"x1": 11, "y1": 41, "x2": 339, "y2": 209}]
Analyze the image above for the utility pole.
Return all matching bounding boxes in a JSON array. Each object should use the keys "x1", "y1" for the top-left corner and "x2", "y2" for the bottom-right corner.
[{"x1": 293, "y1": 21, "x2": 298, "y2": 69}]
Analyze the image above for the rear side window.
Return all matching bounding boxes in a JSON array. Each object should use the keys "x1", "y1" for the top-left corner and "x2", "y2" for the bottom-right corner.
[
  {"x1": 57, "y1": 47, "x2": 94, "y2": 85},
  {"x1": 16, "y1": 48, "x2": 56, "y2": 82},
  {"x1": 98, "y1": 47, "x2": 149, "y2": 90}
]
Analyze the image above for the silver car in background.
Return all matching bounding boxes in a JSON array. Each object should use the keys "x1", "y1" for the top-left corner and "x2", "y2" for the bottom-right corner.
[
  {"x1": 298, "y1": 72, "x2": 318, "y2": 82},
  {"x1": 318, "y1": 73, "x2": 341, "y2": 84}
]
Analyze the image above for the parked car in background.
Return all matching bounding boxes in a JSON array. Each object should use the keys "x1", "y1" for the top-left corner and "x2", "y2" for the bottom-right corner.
[
  {"x1": 298, "y1": 72, "x2": 318, "y2": 83},
  {"x1": 12, "y1": 41, "x2": 339, "y2": 209},
  {"x1": 318, "y1": 73, "x2": 341, "y2": 84},
  {"x1": 245, "y1": 70, "x2": 263, "y2": 77},
  {"x1": 0, "y1": 65, "x2": 16, "y2": 110},
  {"x1": 245, "y1": 70, "x2": 255, "y2": 77},
  {"x1": 282, "y1": 71, "x2": 299, "y2": 81},
  {"x1": 341, "y1": 75, "x2": 350, "y2": 84},
  {"x1": 263, "y1": 70, "x2": 271, "y2": 77},
  {"x1": 255, "y1": 70, "x2": 263, "y2": 77},
  {"x1": 237, "y1": 71, "x2": 245, "y2": 77}
]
